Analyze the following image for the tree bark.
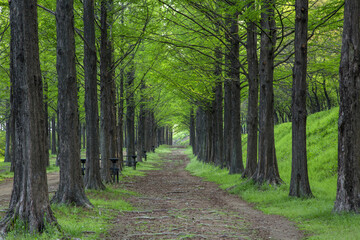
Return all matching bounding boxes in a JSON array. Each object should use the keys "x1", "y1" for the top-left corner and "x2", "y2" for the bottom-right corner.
[
  {"x1": 334, "y1": 0, "x2": 360, "y2": 213},
  {"x1": 189, "y1": 107, "x2": 196, "y2": 153},
  {"x1": 118, "y1": 69, "x2": 125, "y2": 169},
  {"x1": 225, "y1": 11, "x2": 243, "y2": 174},
  {"x1": 243, "y1": 1, "x2": 259, "y2": 178},
  {"x1": 213, "y1": 45, "x2": 223, "y2": 167},
  {"x1": 126, "y1": 66, "x2": 136, "y2": 166},
  {"x1": 43, "y1": 78, "x2": 50, "y2": 166},
  {"x1": 252, "y1": 0, "x2": 282, "y2": 185},
  {"x1": 83, "y1": 0, "x2": 105, "y2": 190},
  {"x1": 0, "y1": 0, "x2": 57, "y2": 233},
  {"x1": 137, "y1": 81, "x2": 146, "y2": 162},
  {"x1": 51, "y1": 115, "x2": 57, "y2": 155},
  {"x1": 100, "y1": 0, "x2": 117, "y2": 183},
  {"x1": 289, "y1": 0, "x2": 312, "y2": 198},
  {"x1": 52, "y1": 0, "x2": 92, "y2": 207},
  {"x1": 4, "y1": 98, "x2": 12, "y2": 163}
]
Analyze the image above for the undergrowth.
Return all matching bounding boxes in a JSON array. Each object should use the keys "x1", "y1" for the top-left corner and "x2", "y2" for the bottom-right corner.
[{"x1": 186, "y1": 107, "x2": 360, "y2": 240}]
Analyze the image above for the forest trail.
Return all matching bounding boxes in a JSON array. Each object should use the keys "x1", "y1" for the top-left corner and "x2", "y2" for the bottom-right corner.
[{"x1": 108, "y1": 147, "x2": 305, "y2": 240}]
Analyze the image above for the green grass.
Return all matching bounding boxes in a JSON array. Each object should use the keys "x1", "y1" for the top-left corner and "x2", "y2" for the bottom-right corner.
[
  {"x1": 186, "y1": 107, "x2": 360, "y2": 239},
  {"x1": 2, "y1": 147, "x2": 165, "y2": 239}
]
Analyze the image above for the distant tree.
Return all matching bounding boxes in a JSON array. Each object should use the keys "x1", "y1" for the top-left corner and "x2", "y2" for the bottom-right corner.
[
  {"x1": 137, "y1": 80, "x2": 146, "y2": 162},
  {"x1": 0, "y1": 0, "x2": 57, "y2": 233},
  {"x1": 289, "y1": 0, "x2": 313, "y2": 198},
  {"x1": 126, "y1": 65, "x2": 136, "y2": 166},
  {"x1": 84, "y1": 0, "x2": 105, "y2": 190},
  {"x1": 51, "y1": 115, "x2": 57, "y2": 155},
  {"x1": 52, "y1": 0, "x2": 92, "y2": 207},
  {"x1": 334, "y1": 0, "x2": 360, "y2": 213},
  {"x1": 189, "y1": 107, "x2": 196, "y2": 154}
]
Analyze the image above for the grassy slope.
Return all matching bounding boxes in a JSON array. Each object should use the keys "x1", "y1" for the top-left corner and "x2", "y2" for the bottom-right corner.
[{"x1": 186, "y1": 107, "x2": 360, "y2": 240}]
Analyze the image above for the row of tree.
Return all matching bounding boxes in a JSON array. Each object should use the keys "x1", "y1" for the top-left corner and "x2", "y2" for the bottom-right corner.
[
  {"x1": 186, "y1": 0, "x2": 359, "y2": 214},
  {"x1": 0, "y1": 0, "x2": 176, "y2": 234},
  {"x1": 0, "y1": 0, "x2": 358, "y2": 236}
]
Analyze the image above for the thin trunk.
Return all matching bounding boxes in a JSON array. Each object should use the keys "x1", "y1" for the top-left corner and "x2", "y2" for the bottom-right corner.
[
  {"x1": 213, "y1": 46, "x2": 223, "y2": 167},
  {"x1": 118, "y1": 69, "x2": 125, "y2": 168},
  {"x1": 43, "y1": 78, "x2": 50, "y2": 166},
  {"x1": 189, "y1": 107, "x2": 196, "y2": 153},
  {"x1": 126, "y1": 66, "x2": 136, "y2": 166},
  {"x1": 323, "y1": 79, "x2": 332, "y2": 110},
  {"x1": 4, "y1": 98, "x2": 12, "y2": 163},
  {"x1": 137, "y1": 81, "x2": 146, "y2": 162},
  {"x1": 51, "y1": 115, "x2": 57, "y2": 155}
]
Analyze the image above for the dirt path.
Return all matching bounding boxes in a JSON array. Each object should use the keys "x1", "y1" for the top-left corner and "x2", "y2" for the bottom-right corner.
[
  {"x1": 108, "y1": 148, "x2": 304, "y2": 240},
  {"x1": 0, "y1": 172, "x2": 59, "y2": 211}
]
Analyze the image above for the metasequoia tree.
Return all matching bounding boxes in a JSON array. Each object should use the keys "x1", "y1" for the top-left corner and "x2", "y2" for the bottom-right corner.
[
  {"x1": 243, "y1": 0, "x2": 259, "y2": 178},
  {"x1": 84, "y1": 0, "x2": 105, "y2": 190},
  {"x1": 334, "y1": 0, "x2": 360, "y2": 213},
  {"x1": 252, "y1": 0, "x2": 282, "y2": 185},
  {"x1": 289, "y1": 0, "x2": 312, "y2": 198},
  {"x1": 225, "y1": 8, "x2": 243, "y2": 174},
  {"x1": 212, "y1": 5, "x2": 223, "y2": 168},
  {"x1": 126, "y1": 65, "x2": 136, "y2": 165},
  {"x1": 52, "y1": 0, "x2": 92, "y2": 207},
  {"x1": 137, "y1": 80, "x2": 146, "y2": 162},
  {"x1": 0, "y1": 0, "x2": 57, "y2": 233},
  {"x1": 100, "y1": 0, "x2": 117, "y2": 183}
]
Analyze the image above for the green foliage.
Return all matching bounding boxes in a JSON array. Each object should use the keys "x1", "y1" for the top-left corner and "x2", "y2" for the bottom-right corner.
[{"x1": 185, "y1": 107, "x2": 360, "y2": 239}]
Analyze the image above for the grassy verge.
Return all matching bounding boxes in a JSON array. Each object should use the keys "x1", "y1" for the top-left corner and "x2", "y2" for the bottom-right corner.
[
  {"x1": 186, "y1": 107, "x2": 360, "y2": 240},
  {"x1": 2, "y1": 146, "x2": 168, "y2": 239},
  {"x1": 0, "y1": 153, "x2": 60, "y2": 183}
]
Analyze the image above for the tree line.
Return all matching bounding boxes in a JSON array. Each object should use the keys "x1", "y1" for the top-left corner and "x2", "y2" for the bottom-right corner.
[{"x1": 0, "y1": 0, "x2": 358, "y2": 236}]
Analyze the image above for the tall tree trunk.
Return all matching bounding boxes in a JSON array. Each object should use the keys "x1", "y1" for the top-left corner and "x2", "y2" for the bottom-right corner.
[
  {"x1": 84, "y1": 0, "x2": 105, "y2": 190},
  {"x1": 43, "y1": 78, "x2": 50, "y2": 166},
  {"x1": 126, "y1": 66, "x2": 136, "y2": 166},
  {"x1": 334, "y1": 0, "x2": 360, "y2": 213},
  {"x1": 290, "y1": 0, "x2": 312, "y2": 198},
  {"x1": 100, "y1": 0, "x2": 116, "y2": 183},
  {"x1": 118, "y1": 69, "x2": 125, "y2": 168},
  {"x1": 225, "y1": 11, "x2": 243, "y2": 174},
  {"x1": 137, "y1": 81, "x2": 146, "y2": 162},
  {"x1": 224, "y1": 74, "x2": 232, "y2": 168},
  {"x1": 252, "y1": 0, "x2": 282, "y2": 185},
  {"x1": 213, "y1": 46, "x2": 223, "y2": 167},
  {"x1": 0, "y1": 0, "x2": 57, "y2": 233},
  {"x1": 52, "y1": 0, "x2": 92, "y2": 207},
  {"x1": 243, "y1": 0, "x2": 259, "y2": 178}
]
